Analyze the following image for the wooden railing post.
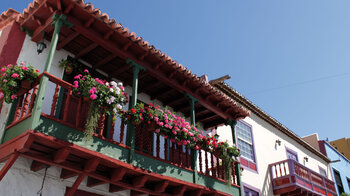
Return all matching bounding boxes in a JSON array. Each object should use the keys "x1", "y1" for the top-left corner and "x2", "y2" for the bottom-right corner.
[
  {"x1": 228, "y1": 119, "x2": 241, "y2": 194},
  {"x1": 185, "y1": 93, "x2": 198, "y2": 183},
  {"x1": 30, "y1": 14, "x2": 73, "y2": 129},
  {"x1": 125, "y1": 59, "x2": 145, "y2": 164}
]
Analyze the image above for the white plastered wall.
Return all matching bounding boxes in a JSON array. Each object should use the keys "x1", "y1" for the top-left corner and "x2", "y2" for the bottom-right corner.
[
  {"x1": 0, "y1": 157, "x2": 134, "y2": 196},
  {"x1": 217, "y1": 112, "x2": 331, "y2": 196}
]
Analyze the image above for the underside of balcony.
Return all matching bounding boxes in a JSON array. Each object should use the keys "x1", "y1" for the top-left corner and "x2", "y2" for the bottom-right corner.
[{"x1": 0, "y1": 130, "x2": 239, "y2": 196}]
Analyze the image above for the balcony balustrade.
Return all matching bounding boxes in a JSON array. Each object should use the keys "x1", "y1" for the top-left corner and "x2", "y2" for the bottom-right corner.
[
  {"x1": 269, "y1": 159, "x2": 337, "y2": 196},
  {"x1": 2, "y1": 72, "x2": 240, "y2": 195}
]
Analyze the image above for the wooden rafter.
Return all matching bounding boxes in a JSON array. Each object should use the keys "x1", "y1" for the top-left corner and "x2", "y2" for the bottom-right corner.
[
  {"x1": 109, "y1": 184, "x2": 127, "y2": 192},
  {"x1": 132, "y1": 175, "x2": 148, "y2": 188},
  {"x1": 151, "y1": 88, "x2": 176, "y2": 100},
  {"x1": 75, "y1": 42, "x2": 98, "y2": 59},
  {"x1": 57, "y1": 31, "x2": 79, "y2": 50},
  {"x1": 87, "y1": 177, "x2": 106, "y2": 187},
  {"x1": 94, "y1": 54, "x2": 116, "y2": 68},
  {"x1": 31, "y1": 12, "x2": 56, "y2": 42},
  {"x1": 154, "y1": 181, "x2": 169, "y2": 193}
]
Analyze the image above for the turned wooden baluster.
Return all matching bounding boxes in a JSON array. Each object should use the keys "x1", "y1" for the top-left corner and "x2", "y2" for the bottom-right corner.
[
  {"x1": 21, "y1": 91, "x2": 32, "y2": 118},
  {"x1": 75, "y1": 98, "x2": 82, "y2": 128},
  {"x1": 205, "y1": 150, "x2": 209, "y2": 175},
  {"x1": 199, "y1": 149, "x2": 203, "y2": 173},
  {"x1": 110, "y1": 115, "x2": 115, "y2": 140},
  {"x1": 211, "y1": 153, "x2": 215, "y2": 177},
  {"x1": 217, "y1": 156, "x2": 221, "y2": 179},
  {"x1": 231, "y1": 163, "x2": 236, "y2": 185},
  {"x1": 50, "y1": 84, "x2": 60, "y2": 116},
  {"x1": 28, "y1": 85, "x2": 38, "y2": 114},
  {"x1": 164, "y1": 138, "x2": 168, "y2": 160},
  {"x1": 120, "y1": 121, "x2": 125, "y2": 144},
  {"x1": 62, "y1": 89, "x2": 72, "y2": 122},
  {"x1": 14, "y1": 95, "x2": 24, "y2": 121},
  {"x1": 98, "y1": 113, "x2": 105, "y2": 136},
  {"x1": 156, "y1": 134, "x2": 160, "y2": 158}
]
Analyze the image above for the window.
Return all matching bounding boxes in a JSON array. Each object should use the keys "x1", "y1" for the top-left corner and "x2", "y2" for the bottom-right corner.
[
  {"x1": 333, "y1": 169, "x2": 344, "y2": 194},
  {"x1": 286, "y1": 148, "x2": 298, "y2": 162},
  {"x1": 236, "y1": 121, "x2": 257, "y2": 171},
  {"x1": 319, "y1": 167, "x2": 327, "y2": 178},
  {"x1": 244, "y1": 186, "x2": 259, "y2": 196}
]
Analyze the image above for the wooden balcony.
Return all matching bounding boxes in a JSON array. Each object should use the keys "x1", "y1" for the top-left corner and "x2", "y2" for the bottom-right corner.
[
  {"x1": 1, "y1": 72, "x2": 240, "y2": 196},
  {"x1": 269, "y1": 159, "x2": 337, "y2": 196}
]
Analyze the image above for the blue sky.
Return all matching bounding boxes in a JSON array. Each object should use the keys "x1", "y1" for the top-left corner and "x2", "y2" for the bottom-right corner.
[{"x1": 2, "y1": 1, "x2": 349, "y2": 141}]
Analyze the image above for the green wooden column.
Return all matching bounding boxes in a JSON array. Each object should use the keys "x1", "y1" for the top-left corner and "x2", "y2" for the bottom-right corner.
[
  {"x1": 185, "y1": 93, "x2": 198, "y2": 183},
  {"x1": 125, "y1": 59, "x2": 145, "y2": 163},
  {"x1": 227, "y1": 119, "x2": 242, "y2": 196},
  {"x1": 30, "y1": 14, "x2": 73, "y2": 129}
]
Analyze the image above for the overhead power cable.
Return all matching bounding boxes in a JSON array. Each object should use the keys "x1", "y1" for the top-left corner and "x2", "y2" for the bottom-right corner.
[{"x1": 246, "y1": 71, "x2": 350, "y2": 95}]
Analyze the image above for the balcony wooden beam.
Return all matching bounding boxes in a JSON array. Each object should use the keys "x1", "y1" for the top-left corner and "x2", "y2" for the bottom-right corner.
[
  {"x1": 94, "y1": 54, "x2": 116, "y2": 68},
  {"x1": 30, "y1": 160, "x2": 45, "y2": 172},
  {"x1": 75, "y1": 43, "x2": 98, "y2": 59},
  {"x1": 87, "y1": 177, "x2": 106, "y2": 187},
  {"x1": 60, "y1": 168, "x2": 78, "y2": 179},
  {"x1": 0, "y1": 152, "x2": 19, "y2": 181},
  {"x1": 153, "y1": 181, "x2": 169, "y2": 193},
  {"x1": 31, "y1": 12, "x2": 56, "y2": 42},
  {"x1": 111, "y1": 167, "x2": 127, "y2": 182},
  {"x1": 132, "y1": 175, "x2": 148, "y2": 188},
  {"x1": 53, "y1": 147, "x2": 70, "y2": 163},
  {"x1": 57, "y1": 31, "x2": 79, "y2": 50},
  {"x1": 109, "y1": 184, "x2": 127, "y2": 192}
]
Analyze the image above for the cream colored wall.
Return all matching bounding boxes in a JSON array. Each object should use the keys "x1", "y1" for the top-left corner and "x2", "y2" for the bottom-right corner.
[{"x1": 217, "y1": 112, "x2": 331, "y2": 196}]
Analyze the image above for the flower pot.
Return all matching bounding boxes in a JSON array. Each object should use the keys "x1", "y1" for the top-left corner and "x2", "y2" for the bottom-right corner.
[
  {"x1": 17, "y1": 80, "x2": 32, "y2": 95},
  {"x1": 145, "y1": 121, "x2": 157, "y2": 132},
  {"x1": 65, "y1": 65, "x2": 73, "y2": 75}
]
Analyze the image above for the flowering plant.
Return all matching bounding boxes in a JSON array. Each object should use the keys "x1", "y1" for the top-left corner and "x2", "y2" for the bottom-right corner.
[
  {"x1": 58, "y1": 58, "x2": 80, "y2": 75},
  {"x1": 197, "y1": 135, "x2": 240, "y2": 183},
  {"x1": 72, "y1": 70, "x2": 128, "y2": 139},
  {"x1": 120, "y1": 103, "x2": 204, "y2": 148},
  {"x1": 0, "y1": 63, "x2": 40, "y2": 103}
]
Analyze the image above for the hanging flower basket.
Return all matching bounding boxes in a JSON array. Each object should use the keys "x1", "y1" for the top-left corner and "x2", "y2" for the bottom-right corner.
[
  {"x1": 72, "y1": 70, "x2": 128, "y2": 140},
  {"x1": 0, "y1": 63, "x2": 40, "y2": 103},
  {"x1": 64, "y1": 64, "x2": 73, "y2": 75}
]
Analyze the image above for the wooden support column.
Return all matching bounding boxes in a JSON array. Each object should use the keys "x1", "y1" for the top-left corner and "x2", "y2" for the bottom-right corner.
[
  {"x1": 125, "y1": 58, "x2": 145, "y2": 164},
  {"x1": 0, "y1": 152, "x2": 19, "y2": 181},
  {"x1": 185, "y1": 93, "x2": 199, "y2": 183},
  {"x1": 227, "y1": 119, "x2": 242, "y2": 196},
  {"x1": 30, "y1": 14, "x2": 73, "y2": 129}
]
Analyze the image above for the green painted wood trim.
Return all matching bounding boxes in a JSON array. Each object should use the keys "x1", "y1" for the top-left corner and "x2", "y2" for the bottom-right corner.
[
  {"x1": 5, "y1": 99, "x2": 18, "y2": 127},
  {"x1": 227, "y1": 119, "x2": 242, "y2": 196},
  {"x1": 125, "y1": 59, "x2": 145, "y2": 163},
  {"x1": 185, "y1": 92, "x2": 199, "y2": 183},
  {"x1": 197, "y1": 173, "x2": 241, "y2": 195},
  {"x1": 2, "y1": 116, "x2": 240, "y2": 194},
  {"x1": 30, "y1": 14, "x2": 72, "y2": 130}
]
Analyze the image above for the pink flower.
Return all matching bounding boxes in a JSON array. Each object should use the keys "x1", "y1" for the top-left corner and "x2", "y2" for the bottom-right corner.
[
  {"x1": 20, "y1": 62, "x2": 25, "y2": 66},
  {"x1": 74, "y1": 74, "x2": 82, "y2": 79},
  {"x1": 172, "y1": 130, "x2": 177, "y2": 135},
  {"x1": 7, "y1": 64, "x2": 12, "y2": 68},
  {"x1": 155, "y1": 129, "x2": 160, "y2": 133},
  {"x1": 89, "y1": 87, "x2": 97, "y2": 94},
  {"x1": 3, "y1": 79, "x2": 7, "y2": 82},
  {"x1": 11, "y1": 73, "x2": 19, "y2": 78},
  {"x1": 120, "y1": 86, "x2": 124, "y2": 90},
  {"x1": 36, "y1": 69, "x2": 40, "y2": 73},
  {"x1": 10, "y1": 94, "x2": 17, "y2": 100},
  {"x1": 21, "y1": 66, "x2": 28, "y2": 71},
  {"x1": 195, "y1": 145, "x2": 199, "y2": 150},
  {"x1": 90, "y1": 94, "x2": 97, "y2": 100},
  {"x1": 73, "y1": 81, "x2": 79, "y2": 88},
  {"x1": 182, "y1": 140, "x2": 187, "y2": 145},
  {"x1": 170, "y1": 139, "x2": 175, "y2": 143},
  {"x1": 84, "y1": 69, "x2": 89, "y2": 73},
  {"x1": 0, "y1": 68, "x2": 6, "y2": 72}
]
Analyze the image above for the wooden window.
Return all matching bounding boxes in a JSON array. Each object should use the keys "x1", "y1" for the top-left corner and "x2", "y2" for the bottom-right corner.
[
  {"x1": 333, "y1": 169, "x2": 344, "y2": 194},
  {"x1": 286, "y1": 148, "x2": 298, "y2": 162},
  {"x1": 244, "y1": 186, "x2": 259, "y2": 196},
  {"x1": 319, "y1": 167, "x2": 327, "y2": 178},
  {"x1": 236, "y1": 121, "x2": 257, "y2": 171}
]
